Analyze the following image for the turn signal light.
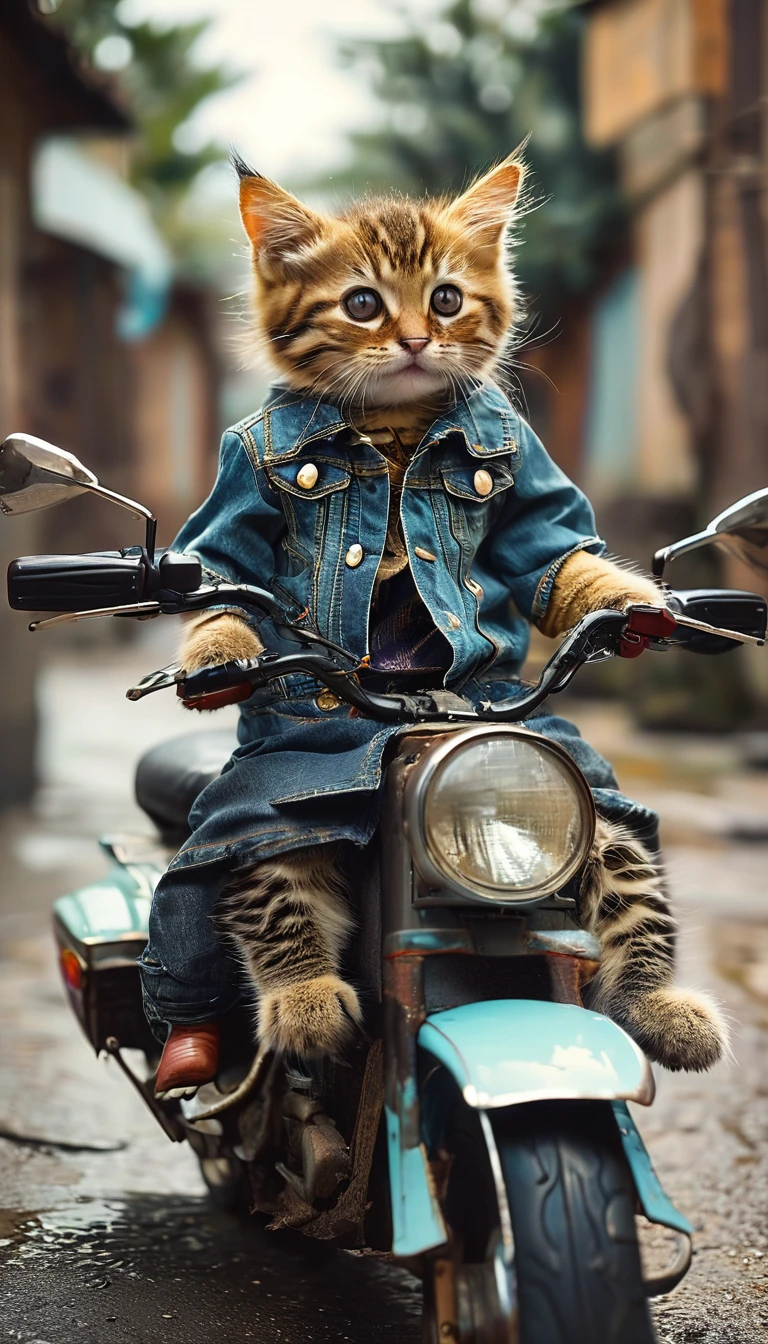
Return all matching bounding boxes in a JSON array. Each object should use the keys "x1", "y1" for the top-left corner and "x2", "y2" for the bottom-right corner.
[{"x1": 60, "y1": 947, "x2": 83, "y2": 992}]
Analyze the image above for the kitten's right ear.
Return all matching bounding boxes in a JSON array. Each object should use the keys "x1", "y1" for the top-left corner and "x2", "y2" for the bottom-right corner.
[{"x1": 234, "y1": 155, "x2": 322, "y2": 271}]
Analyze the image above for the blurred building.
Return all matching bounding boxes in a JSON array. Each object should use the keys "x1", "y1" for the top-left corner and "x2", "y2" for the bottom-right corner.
[
  {"x1": 580, "y1": 0, "x2": 767, "y2": 558},
  {"x1": 0, "y1": 0, "x2": 222, "y2": 806},
  {"x1": 580, "y1": 0, "x2": 768, "y2": 718}
]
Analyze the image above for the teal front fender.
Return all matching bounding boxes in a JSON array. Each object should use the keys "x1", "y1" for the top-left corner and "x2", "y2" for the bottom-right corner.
[{"x1": 418, "y1": 1000, "x2": 655, "y2": 1108}]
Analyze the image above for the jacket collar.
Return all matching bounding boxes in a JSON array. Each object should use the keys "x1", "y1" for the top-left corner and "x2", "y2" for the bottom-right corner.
[{"x1": 262, "y1": 381, "x2": 515, "y2": 461}]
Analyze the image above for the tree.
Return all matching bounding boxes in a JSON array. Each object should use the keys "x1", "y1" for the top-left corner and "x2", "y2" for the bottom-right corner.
[
  {"x1": 336, "y1": 0, "x2": 624, "y2": 322},
  {"x1": 47, "y1": 0, "x2": 239, "y2": 265}
]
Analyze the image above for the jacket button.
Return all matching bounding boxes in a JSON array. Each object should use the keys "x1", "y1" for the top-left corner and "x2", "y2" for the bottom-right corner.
[
  {"x1": 446, "y1": 613, "x2": 461, "y2": 630},
  {"x1": 316, "y1": 690, "x2": 342, "y2": 711},
  {"x1": 474, "y1": 469, "x2": 493, "y2": 497},
  {"x1": 297, "y1": 462, "x2": 318, "y2": 489},
  {"x1": 467, "y1": 577, "x2": 483, "y2": 598},
  {"x1": 345, "y1": 543, "x2": 364, "y2": 567},
  {"x1": 414, "y1": 547, "x2": 436, "y2": 562}
]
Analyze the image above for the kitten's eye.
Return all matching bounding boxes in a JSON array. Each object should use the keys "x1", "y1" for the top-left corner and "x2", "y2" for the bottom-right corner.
[
  {"x1": 431, "y1": 285, "x2": 463, "y2": 316},
  {"x1": 343, "y1": 289, "x2": 382, "y2": 322}
]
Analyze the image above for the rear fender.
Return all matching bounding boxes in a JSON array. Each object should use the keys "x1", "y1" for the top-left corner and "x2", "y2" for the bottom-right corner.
[{"x1": 53, "y1": 843, "x2": 161, "y2": 1053}]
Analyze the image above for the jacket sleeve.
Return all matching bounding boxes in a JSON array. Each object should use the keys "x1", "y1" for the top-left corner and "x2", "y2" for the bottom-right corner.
[
  {"x1": 486, "y1": 416, "x2": 605, "y2": 624},
  {"x1": 171, "y1": 429, "x2": 283, "y2": 619}
]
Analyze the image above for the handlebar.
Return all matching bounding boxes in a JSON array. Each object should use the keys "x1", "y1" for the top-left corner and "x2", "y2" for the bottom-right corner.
[
  {"x1": 7, "y1": 546, "x2": 766, "y2": 724},
  {"x1": 126, "y1": 607, "x2": 665, "y2": 724}
]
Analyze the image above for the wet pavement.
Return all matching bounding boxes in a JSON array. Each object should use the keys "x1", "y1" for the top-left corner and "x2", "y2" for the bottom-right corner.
[{"x1": 1, "y1": 636, "x2": 767, "y2": 1343}]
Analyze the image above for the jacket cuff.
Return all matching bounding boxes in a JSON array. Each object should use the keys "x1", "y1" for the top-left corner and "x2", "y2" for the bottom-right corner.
[{"x1": 531, "y1": 536, "x2": 605, "y2": 623}]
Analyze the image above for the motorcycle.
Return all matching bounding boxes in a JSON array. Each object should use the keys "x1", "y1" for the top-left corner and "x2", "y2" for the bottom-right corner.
[{"x1": 3, "y1": 429, "x2": 768, "y2": 1344}]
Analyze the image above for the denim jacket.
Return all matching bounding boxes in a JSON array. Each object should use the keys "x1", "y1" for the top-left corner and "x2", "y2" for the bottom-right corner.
[{"x1": 173, "y1": 382, "x2": 604, "y2": 688}]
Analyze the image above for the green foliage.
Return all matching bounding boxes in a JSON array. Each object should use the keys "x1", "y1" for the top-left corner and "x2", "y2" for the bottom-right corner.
[
  {"x1": 50, "y1": 0, "x2": 238, "y2": 257},
  {"x1": 337, "y1": 0, "x2": 624, "y2": 318}
]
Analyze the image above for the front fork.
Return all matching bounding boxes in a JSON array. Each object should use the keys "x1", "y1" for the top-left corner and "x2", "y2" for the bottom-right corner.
[
  {"x1": 383, "y1": 944, "x2": 447, "y2": 1257},
  {"x1": 382, "y1": 940, "x2": 596, "y2": 1259}
]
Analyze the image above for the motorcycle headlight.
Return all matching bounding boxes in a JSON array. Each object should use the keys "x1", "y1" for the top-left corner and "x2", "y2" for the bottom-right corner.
[{"x1": 405, "y1": 727, "x2": 595, "y2": 903}]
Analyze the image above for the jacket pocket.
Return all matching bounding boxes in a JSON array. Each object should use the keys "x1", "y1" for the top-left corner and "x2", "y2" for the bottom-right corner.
[
  {"x1": 265, "y1": 458, "x2": 351, "y2": 499},
  {"x1": 440, "y1": 455, "x2": 517, "y2": 502},
  {"x1": 440, "y1": 455, "x2": 518, "y2": 562}
]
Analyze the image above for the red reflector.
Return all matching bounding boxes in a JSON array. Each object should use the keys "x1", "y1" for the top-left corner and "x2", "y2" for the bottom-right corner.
[
  {"x1": 178, "y1": 682, "x2": 253, "y2": 711},
  {"x1": 60, "y1": 947, "x2": 83, "y2": 992},
  {"x1": 625, "y1": 605, "x2": 677, "y2": 639}
]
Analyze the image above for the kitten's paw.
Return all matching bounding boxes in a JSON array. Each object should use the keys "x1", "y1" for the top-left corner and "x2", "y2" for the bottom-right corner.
[
  {"x1": 181, "y1": 613, "x2": 263, "y2": 675},
  {"x1": 258, "y1": 975, "x2": 362, "y2": 1058},
  {"x1": 622, "y1": 986, "x2": 730, "y2": 1072}
]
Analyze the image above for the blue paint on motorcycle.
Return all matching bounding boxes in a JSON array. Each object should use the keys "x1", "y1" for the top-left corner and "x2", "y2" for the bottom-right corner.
[
  {"x1": 54, "y1": 865, "x2": 155, "y2": 948},
  {"x1": 612, "y1": 1101, "x2": 693, "y2": 1235},
  {"x1": 418, "y1": 999, "x2": 654, "y2": 1108},
  {"x1": 385, "y1": 1105, "x2": 447, "y2": 1258}
]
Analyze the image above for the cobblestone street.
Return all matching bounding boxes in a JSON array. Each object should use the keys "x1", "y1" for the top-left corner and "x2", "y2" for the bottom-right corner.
[{"x1": 0, "y1": 635, "x2": 766, "y2": 1343}]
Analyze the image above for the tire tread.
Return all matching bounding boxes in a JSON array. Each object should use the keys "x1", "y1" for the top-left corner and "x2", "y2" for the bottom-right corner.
[{"x1": 493, "y1": 1101, "x2": 656, "y2": 1344}]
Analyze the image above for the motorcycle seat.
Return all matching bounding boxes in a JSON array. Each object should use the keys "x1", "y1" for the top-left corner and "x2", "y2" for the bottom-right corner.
[{"x1": 135, "y1": 730, "x2": 236, "y2": 841}]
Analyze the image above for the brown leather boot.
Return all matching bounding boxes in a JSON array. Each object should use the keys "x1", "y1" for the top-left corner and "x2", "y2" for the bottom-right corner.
[{"x1": 155, "y1": 1022, "x2": 221, "y2": 1098}]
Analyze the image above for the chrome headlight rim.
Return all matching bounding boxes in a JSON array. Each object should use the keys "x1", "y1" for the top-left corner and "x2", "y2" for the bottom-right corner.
[{"x1": 404, "y1": 725, "x2": 597, "y2": 905}]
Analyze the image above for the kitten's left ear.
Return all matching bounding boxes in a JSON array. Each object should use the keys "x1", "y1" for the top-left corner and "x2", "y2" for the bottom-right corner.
[{"x1": 445, "y1": 154, "x2": 525, "y2": 246}]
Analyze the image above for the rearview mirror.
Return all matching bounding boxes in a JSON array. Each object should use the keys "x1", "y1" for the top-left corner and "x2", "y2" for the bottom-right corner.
[
  {"x1": 0, "y1": 433, "x2": 98, "y2": 515},
  {"x1": 654, "y1": 486, "x2": 768, "y2": 580},
  {"x1": 709, "y1": 488, "x2": 768, "y2": 575},
  {"x1": 0, "y1": 432, "x2": 158, "y2": 561}
]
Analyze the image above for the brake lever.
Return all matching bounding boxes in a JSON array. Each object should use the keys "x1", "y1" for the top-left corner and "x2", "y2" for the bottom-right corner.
[
  {"x1": 30, "y1": 600, "x2": 162, "y2": 632},
  {"x1": 669, "y1": 611, "x2": 765, "y2": 647},
  {"x1": 620, "y1": 602, "x2": 764, "y2": 654},
  {"x1": 126, "y1": 663, "x2": 184, "y2": 701}
]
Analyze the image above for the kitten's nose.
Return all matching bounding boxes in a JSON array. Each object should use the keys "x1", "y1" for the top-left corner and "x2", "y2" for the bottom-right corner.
[{"x1": 399, "y1": 337, "x2": 430, "y2": 354}]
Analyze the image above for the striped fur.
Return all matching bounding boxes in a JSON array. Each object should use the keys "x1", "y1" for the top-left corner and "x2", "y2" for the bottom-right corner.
[
  {"x1": 216, "y1": 823, "x2": 727, "y2": 1069},
  {"x1": 580, "y1": 817, "x2": 728, "y2": 1072},
  {"x1": 236, "y1": 154, "x2": 525, "y2": 409},
  {"x1": 541, "y1": 550, "x2": 662, "y2": 639},
  {"x1": 217, "y1": 845, "x2": 361, "y2": 1057}
]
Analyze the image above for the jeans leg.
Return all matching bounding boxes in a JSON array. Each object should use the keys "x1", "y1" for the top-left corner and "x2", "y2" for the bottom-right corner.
[{"x1": 139, "y1": 861, "x2": 241, "y2": 1041}]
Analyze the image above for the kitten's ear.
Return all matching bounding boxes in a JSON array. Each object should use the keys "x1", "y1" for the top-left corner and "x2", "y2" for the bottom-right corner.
[
  {"x1": 445, "y1": 154, "x2": 525, "y2": 246},
  {"x1": 235, "y1": 156, "x2": 323, "y2": 271}
]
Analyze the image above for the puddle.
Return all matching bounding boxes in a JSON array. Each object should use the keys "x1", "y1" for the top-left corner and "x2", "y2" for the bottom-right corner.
[{"x1": 0, "y1": 1194, "x2": 422, "y2": 1343}]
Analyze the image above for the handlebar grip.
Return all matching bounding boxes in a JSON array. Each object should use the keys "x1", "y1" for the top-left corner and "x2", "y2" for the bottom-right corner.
[{"x1": 8, "y1": 551, "x2": 147, "y2": 612}]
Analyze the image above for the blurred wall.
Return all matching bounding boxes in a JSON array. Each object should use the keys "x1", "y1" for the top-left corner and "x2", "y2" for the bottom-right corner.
[
  {"x1": 0, "y1": 2, "x2": 222, "y2": 807},
  {"x1": 0, "y1": 2, "x2": 127, "y2": 805},
  {"x1": 581, "y1": 0, "x2": 768, "y2": 718}
]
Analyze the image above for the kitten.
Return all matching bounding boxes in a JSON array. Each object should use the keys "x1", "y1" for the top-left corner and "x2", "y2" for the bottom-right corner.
[{"x1": 180, "y1": 157, "x2": 726, "y2": 1072}]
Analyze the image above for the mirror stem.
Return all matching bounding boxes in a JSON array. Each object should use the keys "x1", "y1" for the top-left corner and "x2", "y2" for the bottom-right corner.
[
  {"x1": 652, "y1": 528, "x2": 714, "y2": 580},
  {"x1": 85, "y1": 483, "x2": 157, "y2": 562},
  {"x1": 145, "y1": 516, "x2": 157, "y2": 565}
]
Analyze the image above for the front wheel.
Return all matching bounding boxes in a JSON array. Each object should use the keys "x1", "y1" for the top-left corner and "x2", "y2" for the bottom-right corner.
[
  {"x1": 493, "y1": 1101, "x2": 656, "y2": 1344},
  {"x1": 423, "y1": 1098, "x2": 656, "y2": 1344}
]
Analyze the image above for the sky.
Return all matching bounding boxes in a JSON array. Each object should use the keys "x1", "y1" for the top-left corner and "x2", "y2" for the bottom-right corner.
[{"x1": 116, "y1": 0, "x2": 447, "y2": 185}]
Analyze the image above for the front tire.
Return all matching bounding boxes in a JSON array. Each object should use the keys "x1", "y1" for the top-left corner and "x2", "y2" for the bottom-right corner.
[{"x1": 493, "y1": 1101, "x2": 656, "y2": 1344}]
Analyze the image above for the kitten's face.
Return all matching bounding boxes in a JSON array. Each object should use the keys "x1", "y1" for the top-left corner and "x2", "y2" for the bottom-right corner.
[{"x1": 238, "y1": 157, "x2": 523, "y2": 407}]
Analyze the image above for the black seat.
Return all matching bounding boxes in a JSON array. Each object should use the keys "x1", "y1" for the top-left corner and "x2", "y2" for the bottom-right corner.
[{"x1": 135, "y1": 731, "x2": 237, "y2": 841}]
